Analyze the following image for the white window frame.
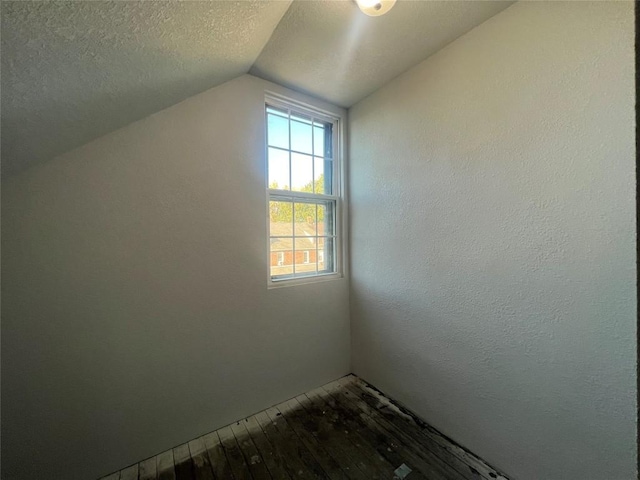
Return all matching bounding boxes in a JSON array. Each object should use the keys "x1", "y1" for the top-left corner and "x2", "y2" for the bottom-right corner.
[{"x1": 265, "y1": 93, "x2": 345, "y2": 288}]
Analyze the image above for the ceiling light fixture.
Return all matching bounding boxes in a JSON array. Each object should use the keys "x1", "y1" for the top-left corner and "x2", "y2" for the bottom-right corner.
[{"x1": 355, "y1": 0, "x2": 396, "y2": 17}]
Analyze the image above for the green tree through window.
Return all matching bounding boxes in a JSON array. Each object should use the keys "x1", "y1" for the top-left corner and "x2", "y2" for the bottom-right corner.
[{"x1": 269, "y1": 175, "x2": 326, "y2": 223}]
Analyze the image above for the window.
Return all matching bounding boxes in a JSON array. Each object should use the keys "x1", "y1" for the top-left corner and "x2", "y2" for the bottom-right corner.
[{"x1": 266, "y1": 96, "x2": 342, "y2": 284}]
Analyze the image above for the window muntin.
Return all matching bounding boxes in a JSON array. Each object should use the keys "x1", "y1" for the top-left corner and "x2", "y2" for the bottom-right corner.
[{"x1": 266, "y1": 100, "x2": 340, "y2": 283}]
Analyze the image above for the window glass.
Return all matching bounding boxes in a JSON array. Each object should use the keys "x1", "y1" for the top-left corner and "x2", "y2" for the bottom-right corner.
[
  {"x1": 291, "y1": 153, "x2": 313, "y2": 192},
  {"x1": 268, "y1": 148, "x2": 290, "y2": 190},
  {"x1": 266, "y1": 101, "x2": 340, "y2": 283},
  {"x1": 290, "y1": 115, "x2": 313, "y2": 154},
  {"x1": 267, "y1": 109, "x2": 289, "y2": 150}
]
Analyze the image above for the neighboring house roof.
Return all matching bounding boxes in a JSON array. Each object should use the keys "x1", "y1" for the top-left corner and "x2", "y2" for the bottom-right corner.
[{"x1": 270, "y1": 221, "x2": 326, "y2": 252}]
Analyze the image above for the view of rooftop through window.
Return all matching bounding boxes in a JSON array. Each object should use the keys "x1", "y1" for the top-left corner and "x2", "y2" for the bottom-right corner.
[{"x1": 266, "y1": 103, "x2": 338, "y2": 281}]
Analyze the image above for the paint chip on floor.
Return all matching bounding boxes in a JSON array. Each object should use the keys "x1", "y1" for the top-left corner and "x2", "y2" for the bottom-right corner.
[{"x1": 394, "y1": 463, "x2": 412, "y2": 479}]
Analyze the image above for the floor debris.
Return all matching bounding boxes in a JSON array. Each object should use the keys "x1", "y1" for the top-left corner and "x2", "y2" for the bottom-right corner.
[{"x1": 393, "y1": 463, "x2": 412, "y2": 479}]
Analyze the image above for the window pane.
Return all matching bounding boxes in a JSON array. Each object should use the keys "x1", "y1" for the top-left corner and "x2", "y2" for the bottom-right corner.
[
  {"x1": 268, "y1": 199, "x2": 336, "y2": 278},
  {"x1": 318, "y1": 237, "x2": 335, "y2": 273},
  {"x1": 314, "y1": 157, "x2": 333, "y2": 194},
  {"x1": 291, "y1": 117, "x2": 313, "y2": 155},
  {"x1": 270, "y1": 200, "x2": 293, "y2": 236},
  {"x1": 270, "y1": 237, "x2": 294, "y2": 277},
  {"x1": 294, "y1": 238, "x2": 317, "y2": 276},
  {"x1": 291, "y1": 152, "x2": 313, "y2": 192},
  {"x1": 317, "y1": 201, "x2": 335, "y2": 237},
  {"x1": 314, "y1": 121, "x2": 333, "y2": 158},
  {"x1": 267, "y1": 106, "x2": 288, "y2": 117},
  {"x1": 325, "y1": 159, "x2": 334, "y2": 194},
  {"x1": 313, "y1": 125, "x2": 325, "y2": 157},
  {"x1": 267, "y1": 112, "x2": 289, "y2": 149},
  {"x1": 294, "y1": 201, "x2": 316, "y2": 236},
  {"x1": 268, "y1": 148, "x2": 290, "y2": 190}
]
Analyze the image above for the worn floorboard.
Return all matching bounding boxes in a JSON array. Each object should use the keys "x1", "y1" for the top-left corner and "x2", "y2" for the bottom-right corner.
[
  {"x1": 156, "y1": 449, "x2": 176, "y2": 480},
  {"x1": 278, "y1": 397, "x2": 357, "y2": 480},
  {"x1": 187, "y1": 437, "x2": 216, "y2": 480},
  {"x1": 139, "y1": 456, "x2": 158, "y2": 480},
  {"x1": 331, "y1": 381, "x2": 477, "y2": 480},
  {"x1": 243, "y1": 415, "x2": 292, "y2": 479},
  {"x1": 230, "y1": 420, "x2": 272, "y2": 480},
  {"x1": 342, "y1": 378, "x2": 509, "y2": 480},
  {"x1": 202, "y1": 431, "x2": 235, "y2": 480},
  {"x1": 98, "y1": 375, "x2": 509, "y2": 480},
  {"x1": 174, "y1": 443, "x2": 194, "y2": 480}
]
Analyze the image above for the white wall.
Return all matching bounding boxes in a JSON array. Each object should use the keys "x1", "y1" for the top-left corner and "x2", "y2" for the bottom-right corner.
[
  {"x1": 349, "y1": 2, "x2": 635, "y2": 480},
  {"x1": 1, "y1": 74, "x2": 350, "y2": 479}
]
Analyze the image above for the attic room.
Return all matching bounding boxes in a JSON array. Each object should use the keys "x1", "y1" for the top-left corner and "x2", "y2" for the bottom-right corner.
[{"x1": 0, "y1": 1, "x2": 636, "y2": 479}]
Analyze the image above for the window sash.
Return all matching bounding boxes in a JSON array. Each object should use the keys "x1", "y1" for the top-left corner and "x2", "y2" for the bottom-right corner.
[
  {"x1": 268, "y1": 196, "x2": 337, "y2": 280},
  {"x1": 266, "y1": 104, "x2": 335, "y2": 196},
  {"x1": 266, "y1": 96, "x2": 341, "y2": 285}
]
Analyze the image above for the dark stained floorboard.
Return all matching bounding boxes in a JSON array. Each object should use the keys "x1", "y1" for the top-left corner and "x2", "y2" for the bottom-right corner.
[
  {"x1": 230, "y1": 420, "x2": 272, "y2": 480},
  {"x1": 100, "y1": 375, "x2": 510, "y2": 480},
  {"x1": 243, "y1": 415, "x2": 292, "y2": 479},
  {"x1": 341, "y1": 378, "x2": 494, "y2": 480},
  {"x1": 278, "y1": 397, "x2": 362, "y2": 480},
  {"x1": 139, "y1": 456, "x2": 157, "y2": 480},
  {"x1": 265, "y1": 406, "x2": 328, "y2": 479},
  {"x1": 313, "y1": 386, "x2": 429, "y2": 480},
  {"x1": 156, "y1": 449, "x2": 176, "y2": 480},
  {"x1": 202, "y1": 431, "x2": 235, "y2": 480},
  {"x1": 173, "y1": 443, "x2": 194, "y2": 480},
  {"x1": 187, "y1": 437, "x2": 215, "y2": 480},
  {"x1": 319, "y1": 383, "x2": 448, "y2": 480},
  {"x1": 255, "y1": 409, "x2": 319, "y2": 479},
  {"x1": 218, "y1": 426, "x2": 253, "y2": 480},
  {"x1": 299, "y1": 391, "x2": 395, "y2": 479},
  {"x1": 120, "y1": 464, "x2": 138, "y2": 480},
  {"x1": 307, "y1": 388, "x2": 422, "y2": 479},
  {"x1": 340, "y1": 380, "x2": 480, "y2": 479}
]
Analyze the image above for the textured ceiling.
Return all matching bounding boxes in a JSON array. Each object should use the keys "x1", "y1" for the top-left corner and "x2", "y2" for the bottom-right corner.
[
  {"x1": 251, "y1": 0, "x2": 514, "y2": 108},
  {"x1": 1, "y1": 0, "x2": 513, "y2": 176},
  {"x1": 0, "y1": 0, "x2": 292, "y2": 176}
]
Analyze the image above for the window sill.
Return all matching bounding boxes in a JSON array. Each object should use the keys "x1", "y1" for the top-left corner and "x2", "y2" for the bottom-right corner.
[{"x1": 267, "y1": 272, "x2": 343, "y2": 289}]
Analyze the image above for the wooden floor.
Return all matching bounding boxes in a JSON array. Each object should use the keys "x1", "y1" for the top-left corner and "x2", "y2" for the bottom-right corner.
[{"x1": 100, "y1": 375, "x2": 509, "y2": 480}]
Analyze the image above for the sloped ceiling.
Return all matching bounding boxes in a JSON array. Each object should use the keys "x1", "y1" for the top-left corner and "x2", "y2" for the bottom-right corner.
[
  {"x1": 251, "y1": 0, "x2": 513, "y2": 108},
  {"x1": 1, "y1": 0, "x2": 513, "y2": 176},
  {"x1": 0, "y1": 0, "x2": 292, "y2": 176}
]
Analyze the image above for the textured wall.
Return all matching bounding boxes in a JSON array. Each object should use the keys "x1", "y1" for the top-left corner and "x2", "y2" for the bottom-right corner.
[
  {"x1": 2, "y1": 75, "x2": 350, "y2": 480},
  {"x1": 349, "y1": 2, "x2": 636, "y2": 479}
]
